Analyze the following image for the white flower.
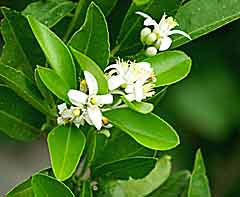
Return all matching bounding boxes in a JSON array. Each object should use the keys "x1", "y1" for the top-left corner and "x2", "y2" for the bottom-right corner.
[
  {"x1": 136, "y1": 11, "x2": 191, "y2": 51},
  {"x1": 68, "y1": 71, "x2": 113, "y2": 130},
  {"x1": 105, "y1": 59, "x2": 156, "y2": 102}
]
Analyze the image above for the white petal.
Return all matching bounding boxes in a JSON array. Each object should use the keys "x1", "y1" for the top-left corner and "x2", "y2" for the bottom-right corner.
[
  {"x1": 135, "y1": 81, "x2": 144, "y2": 102},
  {"x1": 68, "y1": 89, "x2": 88, "y2": 106},
  {"x1": 57, "y1": 117, "x2": 65, "y2": 125},
  {"x1": 84, "y1": 71, "x2": 98, "y2": 95},
  {"x1": 57, "y1": 103, "x2": 67, "y2": 113},
  {"x1": 104, "y1": 63, "x2": 118, "y2": 72},
  {"x1": 125, "y1": 93, "x2": 135, "y2": 102},
  {"x1": 159, "y1": 36, "x2": 172, "y2": 51},
  {"x1": 168, "y1": 29, "x2": 191, "y2": 40},
  {"x1": 137, "y1": 62, "x2": 152, "y2": 71},
  {"x1": 108, "y1": 75, "x2": 126, "y2": 91},
  {"x1": 125, "y1": 84, "x2": 134, "y2": 94},
  {"x1": 96, "y1": 94, "x2": 113, "y2": 105},
  {"x1": 83, "y1": 112, "x2": 93, "y2": 125},
  {"x1": 73, "y1": 116, "x2": 84, "y2": 128},
  {"x1": 87, "y1": 106, "x2": 102, "y2": 130},
  {"x1": 136, "y1": 11, "x2": 152, "y2": 19}
]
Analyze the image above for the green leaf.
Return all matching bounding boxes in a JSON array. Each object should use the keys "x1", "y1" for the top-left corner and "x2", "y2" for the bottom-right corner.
[
  {"x1": 0, "y1": 85, "x2": 43, "y2": 141},
  {"x1": 69, "y1": 2, "x2": 110, "y2": 69},
  {"x1": 32, "y1": 174, "x2": 74, "y2": 197},
  {"x1": 0, "y1": 7, "x2": 45, "y2": 78},
  {"x1": 48, "y1": 125, "x2": 86, "y2": 181},
  {"x1": 7, "y1": 177, "x2": 34, "y2": 197},
  {"x1": 93, "y1": 0, "x2": 118, "y2": 16},
  {"x1": 27, "y1": 16, "x2": 76, "y2": 88},
  {"x1": 148, "y1": 86, "x2": 168, "y2": 106},
  {"x1": 93, "y1": 157, "x2": 156, "y2": 180},
  {"x1": 115, "y1": 0, "x2": 179, "y2": 55},
  {"x1": 79, "y1": 181, "x2": 93, "y2": 197},
  {"x1": 104, "y1": 108, "x2": 179, "y2": 150},
  {"x1": 37, "y1": 67, "x2": 70, "y2": 102},
  {"x1": 172, "y1": 0, "x2": 240, "y2": 48},
  {"x1": 147, "y1": 170, "x2": 191, "y2": 197},
  {"x1": 23, "y1": 0, "x2": 75, "y2": 28},
  {"x1": 122, "y1": 96, "x2": 153, "y2": 114},
  {"x1": 93, "y1": 127, "x2": 154, "y2": 167},
  {"x1": 70, "y1": 48, "x2": 108, "y2": 94},
  {"x1": 145, "y1": 51, "x2": 191, "y2": 86},
  {"x1": 0, "y1": 63, "x2": 54, "y2": 117},
  {"x1": 188, "y1": 149, "x2": 211, "y2": 197},
  {"x1": 98, "y1": 156, "x2": 171, "y2": 197}
]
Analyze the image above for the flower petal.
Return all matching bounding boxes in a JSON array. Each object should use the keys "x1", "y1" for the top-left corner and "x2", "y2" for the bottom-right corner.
[
  {"x1": 96, "y1": 94, "x2": 113, "y2": 105},
  {"x1": 68, "y1": 89, "x2": 88, "y2": 106},
  {"x1": 108, "y1": 75, "x2": 125, "y2": 91},
  {"x1": 168, "y1": 29, "x2": 191, "y2": 40},
  {"x1": 57, "y1": 103, "x2": 67, "y2": 113},
  {"x1": 125, "y1": 84, "x2": 134, "y2": 94},
  {"x1": 87, "y1": 106, "x2": 102, "y2": 130},
  {"x1": 104, "y1": 63, "x2": 119, "y2": 72},
  {"x1": 135, "y1": 81, "x2": 144, "y2": 102},
  {"x1": 125, "y1": 93, "x2": 135, "y2": 102},
  {"x1": 159, "y1": 36, "x2": 172, "y2": 51},
  {"x1": 136, "y1": 11, "x2": 152, "y2": 19},
  {"x1": 84, "y1": 71, "x2": 98, "y2": 95}
]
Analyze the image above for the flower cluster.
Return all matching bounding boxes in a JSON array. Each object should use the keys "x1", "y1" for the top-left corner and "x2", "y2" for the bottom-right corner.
[
  {"x1": 57, "y1": 60, "x2": 156, "y2": 130},
  {"x1": 136, "y1": 11, "x2": 191, "y2": 56}
]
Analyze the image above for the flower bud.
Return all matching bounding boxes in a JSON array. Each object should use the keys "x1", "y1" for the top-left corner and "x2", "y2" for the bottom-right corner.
[
  {"x1": 102, "y1": 116, "x2": 109, "y2": 125},
  {"x1": 153, "y1": 28, "x2": 161, "y2": 39},
  {"x1": 154, "y1": 38, "x2": 162, "y2": 49},
  {"x1": 145, "y1": 33, "x2": 157, "y2": 45},
  {"x1": 145, "y1": 46, "x2": 157, "y2": 57},
  {"x1": 140, "y1": 27, "x2": 151, "y2": 43}
]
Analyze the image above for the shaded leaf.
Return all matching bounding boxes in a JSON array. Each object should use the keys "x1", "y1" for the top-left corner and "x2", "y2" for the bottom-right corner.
[
  {"x1": 145, "y1": 51, "x2": 191, "y2": 86},
  {"x1": 23, "y1": 0, "x2": 75, "y2": 28},
  {"x1": 0, "y1": 63, "x2": 53, "y2": 117},
  {"x1": 28, "y1": 16, "x2": 76, "y2": 88},
  {"x1": 79, "y1": 181, "x2": 93, "y2": 197},
  {"x1": 69, "y1": 2, "x2": 110, "y2": 69},
  {"x1": 147, "y1": 170, "x2": 190, "y2": 197},
  {"x1": 32, "y1": 174, "x2": 74, "y2": 197},
  {"x1": 188, "y1": 149, "x2": 211, "y2": 197},
  {"x1": 0, "y1": 7, "x2": 45, "y2": 78},
  {"x1": 6, "y1": 177, "x2": 34, "y2": 197},
  {"x1": 70, "y1": 48, "x2": 108, "y2": 94},
  {"x1": 104, "y1": 108, "x2": 179, "y2": 150},
  {"x1": 37, "y1": 67, "x2": 70, "y2": 102},
  {"x1": 48, "y1": 125, "x2": 86, "y2": 181},
  {"x1": 172, "y1": 0, "x2": 240, "y2": 48},
  {"x1": 0, "y1": 85, "x2": 43, "y2": 141},
  {"x1": 93, "y1": 0, "x2": 118, "y2": 16}
]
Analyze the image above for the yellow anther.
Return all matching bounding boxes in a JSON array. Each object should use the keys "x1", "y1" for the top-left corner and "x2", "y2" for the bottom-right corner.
[
  {"x1": 166, "y1": 17, "x2": 178, "y2": 28},
  {"x1": 80, "y1": 79, "x2": 88, "y2": 92},
  {"x1": 90, "y1": 97, "x2": 97, "y2": 105},
  {"x1": 102, "y1": 116, "x2": 109, "y2": 125},
  {"x1": 120, "y1": 83, "x2": 127, "y2": 89},
  {"x1": 73, "y1": 108, "x2": 81, "y2": 116}
]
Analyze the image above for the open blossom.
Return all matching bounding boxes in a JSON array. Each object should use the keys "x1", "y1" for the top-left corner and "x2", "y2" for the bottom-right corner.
[
  {"x1": 68, "y1": 71, "x2": 113, "y2": 130},
  {"x1": 136, "y1": 11, "x2": 191, "y2": 53},
  {"x1": 105, "y1": 59, "x2": 156, "y2": 102}
]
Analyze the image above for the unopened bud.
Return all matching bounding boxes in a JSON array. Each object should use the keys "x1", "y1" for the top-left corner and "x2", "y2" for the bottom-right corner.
[
  {"x1": 145, "y1": 32, "x2": 157, "y2": 45},
  {"x1": 154, "y1": 38, "x2": 162, "y2": 49},
  {"x1": 140, "y1": 27, "x2": 151, "y2": 43},
  {"x1": 145, "y1": 47, "x2": 157, "y2": 57},
  {"x1": 153, "y1": 28, "x2": 161, "y2": 39}
]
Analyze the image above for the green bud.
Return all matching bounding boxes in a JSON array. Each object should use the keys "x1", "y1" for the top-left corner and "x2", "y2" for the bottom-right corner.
[
  {"x1": 140, "y1": 27, "x2": 151, "y2": 43},
  {"x1": 154, "y1": 38, "x2": 162, "y2": 49},
  {"x1": 145, "y1": 46, "x2": 157, "y2": 57},
  {"x1": 153, "y1": 28, "x2": 161, "y2": 39},
  {"x1": 145, "y1": 32, "x2": 157, "y2": 45}
]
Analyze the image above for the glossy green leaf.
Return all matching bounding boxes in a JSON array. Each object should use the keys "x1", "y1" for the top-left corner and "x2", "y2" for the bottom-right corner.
[
  {"x1": 147, "y1": 170, "x2": 191, "y2": 197},
  {"x1": 97, "y1": 156, "x2": 171, "y2": 197},
  {"x1": 0, "y1": 63, "x2": 53, "y2": 117},
  {"x1": 115, "y1": 0, "x2": 179, "y2": 55},
  {"x1": 104, "y1": 108, "x2": 179, "y2": 150},
  {"x1": 0, "y1": 7, "x2": 45, "y2": 78},
  {"x1": 148, "y1": 86, "x2": 168, "y2": 106},
  {"x1": 172, "y1": 0, "x2": 240, "y2": 48},
  {"x1": 188, "y1": 149, "x2": 211, "y2": 197},
  {"x1": 70, "y1": 48, "x2": 108, "y2": 94},
  {"x1": 48, "y1": 125, "x2": 86, "y2": 181},
  {"x1": 69, "y1": 2, "x2": 110, "y2": 69},
  {"x1": 79, "y1": 181, "x2": 93, "y2": 197},
  {"x1": 93, "y1": 157, "x2": 156, "y2": 180},
  {"x1": 37, "y1": 67, "x2": 70, "y2": 102},
  {"x1": 28, "y1": 16, "x2": 76, "y2": 88},
  {"x1": 94, "y1": 127, "x2": 154, "y2": 167},
  {"x1": 23, "y1": 0, "x2": 75, "y2": 28},
  {"x1": 145, "y1": 51, "x2": 191, "y2": 86},
  {"x1": 122, "y1": 96, "x2": 153, "y2": 114},
  {"x1": 7, "y1": 177, "x2": 34, "y2": 197},
  {"x1": 93, "y1": 0, "x2": 118, "y2": 16},
  {"x1": 32, "y1": 174, "x2": 74, "y2": 197},
  {"x1": 0, "y1": 85, "x2": 43, "y2": 141}
]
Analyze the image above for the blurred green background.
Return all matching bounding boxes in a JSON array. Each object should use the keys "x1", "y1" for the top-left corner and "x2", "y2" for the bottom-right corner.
[{"x1": 0, "y1": 0, "x2": 240, "y2": 196}]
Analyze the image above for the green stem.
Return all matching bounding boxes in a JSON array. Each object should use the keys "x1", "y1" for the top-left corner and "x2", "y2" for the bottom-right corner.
[
  {"x1": 64, "y1": 0, "x2": 87, "y2": 42},
  {"x1": 110, "y1": 44, "x2": 120, "y2": 58}
]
